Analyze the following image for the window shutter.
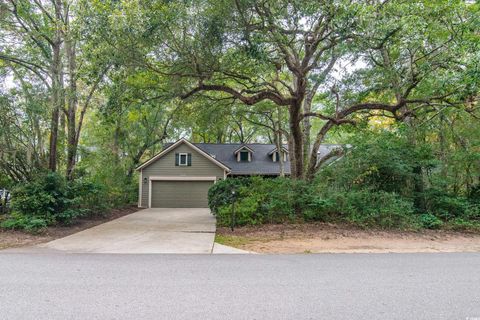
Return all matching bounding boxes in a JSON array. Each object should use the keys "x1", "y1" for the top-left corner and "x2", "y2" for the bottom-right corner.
[
  {"x1": 187, "y1": 153, "x2": 192, "y2": 166},
  {"x1": 175, "y1": 153, "x2": 179, "y2": 166}
]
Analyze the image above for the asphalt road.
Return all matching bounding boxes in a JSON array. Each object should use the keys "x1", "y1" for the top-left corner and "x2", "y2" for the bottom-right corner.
[{"x1": 1, "y1": 253, "x2": 479, "y2": 320}]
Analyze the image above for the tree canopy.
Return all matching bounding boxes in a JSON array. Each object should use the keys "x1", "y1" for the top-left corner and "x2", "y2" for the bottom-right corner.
[{"x1": 1, "y1": 0, "x2": 479, "y2": 192}]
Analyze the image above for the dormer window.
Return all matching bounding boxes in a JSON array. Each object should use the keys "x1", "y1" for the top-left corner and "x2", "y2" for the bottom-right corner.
[
  {"x1": 269, "y1": 147, "x2": 288, "y2": 162},
  {"x1": 240, "y1": 151, "x2": 249, "y2": 162},
  {"x1": 234, "y1": 145, "x2": 253, "y2": 162}
]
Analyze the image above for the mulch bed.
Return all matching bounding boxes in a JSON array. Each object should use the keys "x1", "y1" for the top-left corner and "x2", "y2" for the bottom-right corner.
[
  {"x1": 0, "y1": 205, "x2": 139, "y2": 250},
  {"x1": 217, "y1": 221, "x2": 480, "y2": 241}
]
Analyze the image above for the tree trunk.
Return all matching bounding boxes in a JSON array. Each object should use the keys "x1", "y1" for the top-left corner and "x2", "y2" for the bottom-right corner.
[
  {"x1": 275, "y1": 107, "x2": 285, "y2": 177},
  {"x1": 48, "y1": 0, "x2": 64, "y2": 173},
  {"x1": 49, "y1": 44, "x2": 61, "y2": 172},
  {"x1": 288, "y1": 104, "x2": 304, "y2": 179},
  {"x1": 65, "y1": 17, "x2": 78, "y2": 180},
  {"x1": 302, "y1": 98, "x2": 312, "y2": 164},
  {"x1": 289, "y1": 74, "x2": 308, "y2": 179},
  {"x1": 438, "y1": 113, "x2": 448, "y2": 181}
]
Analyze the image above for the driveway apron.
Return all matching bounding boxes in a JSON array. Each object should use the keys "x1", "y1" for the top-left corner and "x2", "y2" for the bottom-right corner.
[{"x1": 38, "y1": 208, "x2": 216, "y2": 254}]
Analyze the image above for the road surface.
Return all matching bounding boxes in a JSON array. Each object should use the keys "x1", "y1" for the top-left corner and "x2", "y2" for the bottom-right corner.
[{"x1": 1, "y1": 253, "x2": 479, "y2": 319}]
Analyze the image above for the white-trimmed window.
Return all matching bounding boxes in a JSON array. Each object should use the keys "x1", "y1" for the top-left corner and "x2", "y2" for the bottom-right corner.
[
  {"x1": 240, "y1": 150, "x2": 250, "y2": 162},
  {"x1": 179, "y1": 153, "x2": 188, "y2": 166}
]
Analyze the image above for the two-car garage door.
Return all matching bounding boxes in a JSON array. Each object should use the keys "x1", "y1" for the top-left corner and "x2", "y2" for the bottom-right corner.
[{"x1": 150, "y1": 180, "x2": 214, "y2": 208}]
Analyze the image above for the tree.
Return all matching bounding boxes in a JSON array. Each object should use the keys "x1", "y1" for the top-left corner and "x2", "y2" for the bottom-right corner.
[
  {"x1": 122, "y1": 0, "x2": 479, "y2": 180},
  {"x1": 1, "y1": 0, "x2": 110, "y2": 179},
  {"x1": 0, "y1": 0, "x2": 64, "y2": 171}
]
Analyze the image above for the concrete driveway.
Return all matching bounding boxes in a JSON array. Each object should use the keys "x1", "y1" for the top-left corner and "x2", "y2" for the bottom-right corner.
[{"x1": 38, "y1": 208, "x2": 216, "y2": 254}]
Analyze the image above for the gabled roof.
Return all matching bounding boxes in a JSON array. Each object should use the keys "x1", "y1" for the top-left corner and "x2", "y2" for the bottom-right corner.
[
  {"x1": 194, "y1": 143, "x2": 290, "y2": 175},
  {"x1": 139, "y1": 139, "x2": 344, "y2": 175},
  {"x1": 135, "y1": 138, "x2": 231, "y2": 171},
  {"x1": 193, "y1": 143, "x2": 344, "y2": 175},
  {"x1": 268, "y1": 146, "x2": 289, "y2": 155},
  {"x1": 233, "y1": 145, "x2": 255, "y2": 154}
]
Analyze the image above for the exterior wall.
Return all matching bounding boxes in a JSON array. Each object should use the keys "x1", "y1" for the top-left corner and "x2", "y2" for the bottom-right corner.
[{"x1": 139, "y1": 143, "x2": 225, "y2": 207}]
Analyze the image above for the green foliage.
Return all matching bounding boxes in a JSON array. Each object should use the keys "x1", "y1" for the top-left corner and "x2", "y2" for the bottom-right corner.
[
  {"x1": 209, "y1": 177, "x2": 418, "y2": 229},
  {"x1": 2, "y1": 172, "x2": 107, "y2": 231},
  {"x1": 319, "y1": 130, "x2": 436, "y2": 196},
  {"x1": 208, "y1": 177, "x2": 252, "y2": 214},
  {"x1": 210, "y1": 177, "x2": 297, "y2": 226},
  {"x1": 423, "y1": 188, "x2": 472, "y2": 220},
  {"x1": 445, "y1": 218, "x2": 480, "y2": 232},
  {"x1": 418, "y1": 213, "x2": 443, "y2": 230},
  {"x1": 11, "y1": 172, "x2": 70, "y2": 219},
  {"x1": 1, "y1": 214, "x2": 48, "y2": 233},
  {"x1": 470, "y1": 185, "x2": 480, "y2": 204},
  {"x1": 0, "y1": 174, "x2": 13, "y2": 189},
  {"x1": 208, "y1": 128, "x2": 480, "y2": 231},
  {"x1": 76, "y1": 150, "x2": 138, "y2": 208},
  {"x1": 329, "y1": 190, "x2": 416, "y2": 229},
  {"x1": 1, "y1": 0, "x2": 479, "y2": 235}
]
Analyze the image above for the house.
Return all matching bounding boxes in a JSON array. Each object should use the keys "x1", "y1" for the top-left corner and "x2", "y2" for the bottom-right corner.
[{"x1": 136, "y1": 138, "x2": 341, "y2": 208}]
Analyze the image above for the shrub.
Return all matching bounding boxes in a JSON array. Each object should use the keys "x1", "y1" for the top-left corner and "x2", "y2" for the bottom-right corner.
[
  {"x1": 208, "y1": 177, "x2": 252, "y2": 214},
  {"x1": 216, "y1": 191, "x2": 263, "y2": 226},
  {"x1": 55, "y1": 208, "x2": 89, "y2": 225},
  {"x1": 303, "y1": 196, "x2": 337, "y2": 222},
  {"x1": 3, "y1": 172, "x2": 105, "y2": 231},
  {"x1": 444, "y1": 218, "x2": 480, "y2": 232},
  {"x1": 1, "y1": 213, "x2": 48, "y2": 233},
  {"x1": 423, "y1": 188, "x2": 471, "y2": 220},
  {"x1": 11, "y1": 172, "x2": 69, "y2": 219},
  {"x1": 67, "y1": 178, "x2": 108, "y2": 214},
  {"x1": 333, "y1": 190, "x2": 417, "y2": 229},
  {"x1": 257, "y1": 177, "x2": 296, "y2": 222},
  {"x1": 317, "y1": 130, "x2": 436, "y2": 197},
  {"x1": 469, "y1": 185, "x2": 480, "y2": 204},
  {"x1": 209, "y1": 177, "x2": 419, "y2": 229},
  {"x1": 417, "y1": 213, "x2": 443, "y2": 229},
  {"x1": 209, "y1": 177, "x2": 297, "y2": 226}
]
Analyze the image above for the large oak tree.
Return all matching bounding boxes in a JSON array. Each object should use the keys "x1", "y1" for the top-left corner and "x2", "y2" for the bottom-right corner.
[{"x1": 123, "y1": 0, "x2": 478, "y2": 180}]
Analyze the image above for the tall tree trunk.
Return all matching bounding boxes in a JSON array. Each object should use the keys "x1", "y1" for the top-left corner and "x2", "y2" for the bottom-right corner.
[
  {"x1": 302, "y1": 81, "x2": 321, "y2": 165},
  {"x1": 438, "y1": 113, "x2": 448, "y2": 181},
  {"x1": 289, "y1": 75, "x2": 307, "y2": 180},
  {"x1": 288, "y1": 104, "x2": 304, "y2": 179},
  {"x1": 65, "y1": 15, "x2": 78, "y2": 180},
  {"x1": 49, "y1": 45, "x2": 61, "y2": 172},
  {"x1": 48, "y1": 0, "x2": 64, "y2": 172},
  {"x1": 302, "y1": 97, "x2": 312, "y2": 164},
  {"x1": 275, "y1": 107, "x2": 285, "y2": 177}
]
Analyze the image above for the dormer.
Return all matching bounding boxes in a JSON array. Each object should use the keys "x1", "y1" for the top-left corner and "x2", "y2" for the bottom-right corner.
[
  {"x1": 269, "y1": 146, "x2": 288, "y2": 162},
  {"x1": 234, "y1": 145, "x2": 254, "y2": 162}
]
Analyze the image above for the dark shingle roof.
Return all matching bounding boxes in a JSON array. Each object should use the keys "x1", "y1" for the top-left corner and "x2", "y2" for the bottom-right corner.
[
  {"x1": 195, "y1": 143, "x2": 290, "y2": 175},
  {"x1": 164, "y1": 142, "x2": 342, "y2": 175}
]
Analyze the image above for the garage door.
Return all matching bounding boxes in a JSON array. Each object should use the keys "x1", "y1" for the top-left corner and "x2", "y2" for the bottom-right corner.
[{"x1": 150, "y1": 180, "x2": 214, "y2": 208}]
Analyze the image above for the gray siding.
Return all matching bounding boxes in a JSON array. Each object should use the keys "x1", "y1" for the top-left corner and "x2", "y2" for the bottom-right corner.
[
  {"x1": 151, "y1": 181, "x2": 213, "y2": 208},
  {"x1": 140, "y1": 143, "x2": 225, "y2": 207}
]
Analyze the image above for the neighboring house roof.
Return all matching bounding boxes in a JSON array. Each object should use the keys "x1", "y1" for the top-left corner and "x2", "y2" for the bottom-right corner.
[
  {"x1": 135, "y1": 138, "x2": 231, "y2": 171},
  {"x1": 137, "y1": 138, "x2": 344, "y2": 175}
]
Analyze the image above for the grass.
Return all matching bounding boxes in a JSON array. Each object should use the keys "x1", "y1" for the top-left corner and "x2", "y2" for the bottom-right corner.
[{"x1": 215, "y1": 233, "x2": 253, "y2": 247}]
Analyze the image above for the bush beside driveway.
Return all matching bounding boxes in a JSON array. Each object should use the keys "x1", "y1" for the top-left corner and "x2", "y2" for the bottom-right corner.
[{"x1": 0, "y1": 206, "x2": 138, "y2": 250}]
